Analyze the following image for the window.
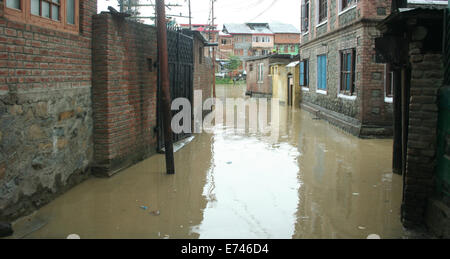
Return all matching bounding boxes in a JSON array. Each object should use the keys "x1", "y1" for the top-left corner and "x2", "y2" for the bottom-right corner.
[
  {"x1": 318, "y1": 0, "x2": 328, "y2": 24},
  {"x1": 299, "y1": 59, "x2": 309, "y2": 87},
  {"x1": 341, "y1": 0, "x2": 356, "y2": 11},
  {"x1": 4, "y1": 0, "x2": 79, "y2": 33},
  {"x1": 6, "y1": 0, "x2": 21, "y2": 9},
  {"x1": 317, "y1": 55, "x2": 327, "y2": 91},
  {"x1": 291, "y1": 46, "x2": 295, "y2": 52},
  {"x1": 301, "y1": 0, "x2": 310, "y2": 33},
  {"x1": 340, "y1": 49, "x2": 356, "y2": 95},
  {"x1": 30, "y1": 0, "x2": 61, "y2": 21},
  {"x1": 249, "y1": 64, "x2": 254, "y2": 72},
  {"x1": 385, "y1": 64, "x2": 394, "y2": 99},
  {"x1": 258, "y1": 63, "x2": 264, "y2": 83}
]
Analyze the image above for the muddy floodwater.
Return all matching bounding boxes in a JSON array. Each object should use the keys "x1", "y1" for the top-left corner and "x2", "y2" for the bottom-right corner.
[{"x1": 13, "y1": 84, "x2": 405, "y2": 239}]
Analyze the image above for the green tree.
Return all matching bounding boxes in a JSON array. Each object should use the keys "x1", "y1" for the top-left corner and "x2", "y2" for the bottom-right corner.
[{"x1": 226, "y1": 56, "x2": 242, "y2": 71}]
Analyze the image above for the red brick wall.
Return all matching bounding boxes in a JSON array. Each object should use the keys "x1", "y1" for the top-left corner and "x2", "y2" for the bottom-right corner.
[
  {"x1": 274, "y1": 33, "x2": 300, "y2": 44},
  {"x1": 246, "y1": 58, "x2": 272, "y2": 96},
  {"x1": 359, "y1": 25, "x2": 393, "y2": 127},
  {"x1": 193, "y1": 36, "x2": 213, "y2": 105},
  {"x1": 92, "y1": 14, "x2": 158, "y2": 175}
]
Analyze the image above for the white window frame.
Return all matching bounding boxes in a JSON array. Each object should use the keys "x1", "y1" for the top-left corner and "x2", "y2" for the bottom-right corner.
[
  {"x1": 258, "y1": 63, "x2": 264, "y2": 83},
  {"x1": 301, "y1": 0, "x2": 310, "y2": 34},
  {"x1": 384, "y1": 64, "x2": 394, "y2": 103},
  {"x1": 315, "y1": 0, "x2": 328, "y2": 27},
  {"x1": 338, "y1": 0, "x2": 357, "y2": 15}
]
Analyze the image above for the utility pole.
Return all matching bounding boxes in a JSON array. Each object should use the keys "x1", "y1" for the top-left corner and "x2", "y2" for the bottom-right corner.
[
  {"x1": 211, "y1": 0, "x2": 216, "y2": 98},
  {"x1": 188, "y1": 0, "x2": 192, "y2": 30},
  {"x1": 156, "y1": 0, "x2": 175, "y2": 175}
]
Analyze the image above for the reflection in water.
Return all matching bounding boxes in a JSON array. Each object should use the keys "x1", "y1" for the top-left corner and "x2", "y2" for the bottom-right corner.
[{"x1": 14, "y1": 85, "x2": 404, "y2": 239}]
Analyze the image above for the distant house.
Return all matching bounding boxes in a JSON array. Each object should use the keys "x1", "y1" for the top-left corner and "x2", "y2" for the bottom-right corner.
[
  {"x1": 269, "y1": 23, "x2": 301, "y2": 55},
  {"x1": 223, "y1": 22, "x2": 300, "y2": 73},
  {"x1": 245, "y1": 54, "x2": 296, "y2": 99},
  {"x1": 298, "y1": 0, "x2": 394, "y2": 137},
  {"x1": 218, "y1": 31, "x2": 233, "y2": 60}
]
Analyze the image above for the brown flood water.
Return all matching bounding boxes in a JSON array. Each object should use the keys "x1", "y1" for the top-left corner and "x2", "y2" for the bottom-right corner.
[{"x1": 15, "y1": 84, "x2": 405, "y2": 239}]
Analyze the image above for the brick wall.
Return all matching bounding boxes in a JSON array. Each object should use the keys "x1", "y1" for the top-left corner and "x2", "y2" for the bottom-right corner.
[
  {"x1": 246, "y1": 57, "x2": 272, "y2": 96},
  {"x1": 274, "y1": 33, "x2": 300, "y2": 44},
  {"x1": 402, "y1": 40, "x2": 444, "y2": 227},
  {"x1": 0, "y1": 0, "x2": 96, "y2": 221},
  {"x1": 193, "y1": 34, "x2": 213, "y2": 107},
  {"x1": 91, "y1": 13, "x2": 158, "y2": 176}
]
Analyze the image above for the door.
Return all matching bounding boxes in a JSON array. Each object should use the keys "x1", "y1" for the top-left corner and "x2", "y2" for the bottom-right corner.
[
  {"x1": 157, "y1": 29, "x2": 194, "y2": 152},
  {"x1": 287, "y1": 74, "x2": 293, "y2": 106}
]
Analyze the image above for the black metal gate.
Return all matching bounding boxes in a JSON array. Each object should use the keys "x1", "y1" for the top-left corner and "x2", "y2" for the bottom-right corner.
[{"x1": 157, "y1": 29, "x2": 194, "y2": 152}]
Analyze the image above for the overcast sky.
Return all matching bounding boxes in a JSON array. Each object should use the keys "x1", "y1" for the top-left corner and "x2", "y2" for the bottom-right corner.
[{"x1": 98, "y1": 0, "x2": 300, "y2": 30}]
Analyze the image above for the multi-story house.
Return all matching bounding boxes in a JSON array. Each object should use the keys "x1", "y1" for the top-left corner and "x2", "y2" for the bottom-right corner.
[
  {"x1": 247, "y1": 23, "x2": 275, "y2": 56},
  {"x1": 298, "y1": 0, "x2": 393, "y2": 137},
  {"x1": 217, "y1": 31, "x2": 233, "y2": 60},
  {"x1": 270, "y1": 23, "x2": 301, "y2": 55},
  {"x1": 179, "y1": 23, "x2": 219, "y2": 57},
  {"x1": 223, "y1": 22, "x2": 298, "y2": 72}
]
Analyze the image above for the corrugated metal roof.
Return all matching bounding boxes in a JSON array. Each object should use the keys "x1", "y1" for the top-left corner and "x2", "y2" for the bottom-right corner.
[
  {"x1": 223, "y1": 22, "x2": 299, "y2": 35},
  {"x1": 223, "y1": 24, "x2": 253, "y2": 34},
  {"x1": 269, "y1": 23, "x2": 300, "y2": 33}
]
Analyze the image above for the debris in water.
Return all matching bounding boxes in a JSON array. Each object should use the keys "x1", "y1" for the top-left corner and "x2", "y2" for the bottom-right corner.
[
  {"x1": 140, "y1": 206, "x2": 148, "y2": 210},
  {"x1": 226, "y1": 161, "x2": 232, "y2": 165},
  {"x1": 163, "y1": 234, "x2": 170, "y2": 239},
  {"x1": 352, "y1": 193, "x2": 360, "y2": 196},
  {"x1": 180, "y1": 225, "x2": 183, "y2": 228},
  {"x1": 358, "y1": 226, "x2": 366, "y2": 230},
  {"x1": 67, "y1": 234, "x2": 81, "y2": 239},
  {"x1": 367, "y1": 234, "x2": 381, "y2": 239},
  {"x1": 151, "y1": 210, "x2": 161, "y2": 216}
]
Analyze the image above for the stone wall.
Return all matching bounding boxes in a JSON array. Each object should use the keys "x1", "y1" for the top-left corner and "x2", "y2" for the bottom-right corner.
[
  {"x1": 91, "y1": 14, "x2": 158, "y2": 176},
  {"x1": 299, "y1": 22, "x2": 392, "y2": 137},
  {"x1": 0, "y1": 0, "x2": 96, "y2": 221},
  {"x1": 299, "y1": 1, "x2": 393, "y2": 137}
]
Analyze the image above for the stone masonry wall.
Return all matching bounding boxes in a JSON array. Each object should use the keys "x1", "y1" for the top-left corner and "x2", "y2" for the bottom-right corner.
[
  {"x1": 300, "y1": 22, "x2": 392, "y2": 136},
  {"x1": 0, "y1": 0, "x2": 96, "y2": 221},
  {"x1": 402, "y1": 41, "x2": 444, "y2": 227},
  {"x1": 91, "y1": 14, "x2": 158, "y2": 176}
]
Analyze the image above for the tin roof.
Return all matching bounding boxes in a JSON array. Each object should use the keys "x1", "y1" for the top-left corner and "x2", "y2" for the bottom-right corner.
[
  {"x1": 223, "y1": 24, "x2": 253, "y2": 34},
  {"x1": 268, "y1": 23, "x2": 300, "y2": 34}
]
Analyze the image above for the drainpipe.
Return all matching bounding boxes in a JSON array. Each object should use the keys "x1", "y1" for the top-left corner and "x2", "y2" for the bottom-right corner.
[{"x1": 156, "y1": 0, "x2": 175, "y2": 175}]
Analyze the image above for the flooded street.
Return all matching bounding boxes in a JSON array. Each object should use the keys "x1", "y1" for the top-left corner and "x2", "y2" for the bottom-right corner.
[{"x1": 14, "y1": 84, "x2": 404, "y2": 239}]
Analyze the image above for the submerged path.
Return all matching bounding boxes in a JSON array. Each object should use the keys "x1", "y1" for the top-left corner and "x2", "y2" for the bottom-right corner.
[{"x1": 13, "y1": 84, "x2": 404, "y2": 239}]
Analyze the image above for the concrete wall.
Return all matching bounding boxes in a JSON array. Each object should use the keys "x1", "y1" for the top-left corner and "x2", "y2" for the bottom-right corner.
[{"x1": 0, "y1": 0, "x2": 96, "y2": 221}]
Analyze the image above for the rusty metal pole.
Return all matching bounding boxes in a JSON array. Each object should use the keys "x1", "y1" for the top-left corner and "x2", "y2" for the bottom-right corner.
[{"x1": 156, "y1": 0, "x2": 175, "y2": 174}]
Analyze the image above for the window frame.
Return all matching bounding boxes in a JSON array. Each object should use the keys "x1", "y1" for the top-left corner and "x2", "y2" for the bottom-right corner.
[
  {"x1": 340, "y1": 0, "x2": 357, "y2": 13},
  {"x1": 4, "y1": 0, "x2": 80, "y2": 34},
  {"x1": 301, "y1": 0, "x2": 310, "y2": 33},
  {"x1": 317, "y1": 0, "x2": 328, "y2": 25},
  {"x1": 257, "y1": 63, "x2": 264, "y2": 83},
  {"x1": 317, "y1": 54, "x2": 327, "y2": 93},
  {"x1": 384, "y1": 64, "x2": 394, "y2": 102},
  {"x1": 299, "y1": 59, "x2": 309, "y2": 88},
  {"x1": 339, "y1": 48, "x2": 356, "y2": 96}
]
